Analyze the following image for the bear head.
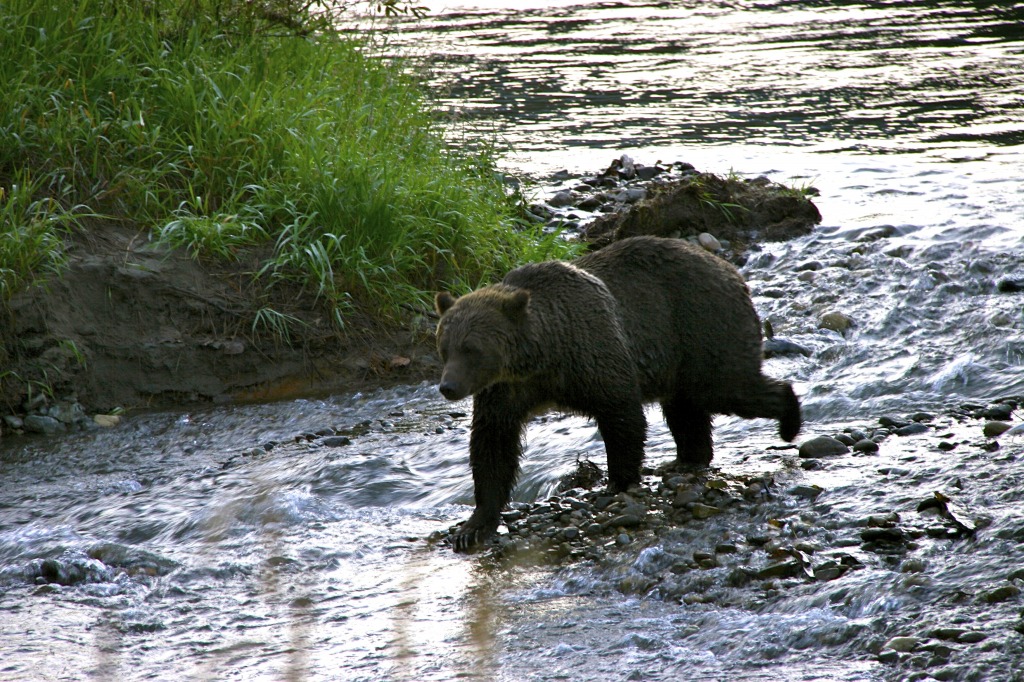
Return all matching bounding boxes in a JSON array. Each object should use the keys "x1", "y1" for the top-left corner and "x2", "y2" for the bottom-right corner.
[{"x1": 434, "y1": 286, "x2": 531, "y2": 401}]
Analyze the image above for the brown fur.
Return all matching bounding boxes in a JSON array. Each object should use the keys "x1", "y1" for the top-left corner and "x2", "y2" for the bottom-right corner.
[{"x1": 435, "y1": 236, "x2": 800, "y2": 551}]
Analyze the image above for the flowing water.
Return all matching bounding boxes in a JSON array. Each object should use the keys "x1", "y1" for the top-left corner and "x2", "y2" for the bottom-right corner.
[{"x1": 3, "y1": 2, "x2": 1024, "y2": 680}]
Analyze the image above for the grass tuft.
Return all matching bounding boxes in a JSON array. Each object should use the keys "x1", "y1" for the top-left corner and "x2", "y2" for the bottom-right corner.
[{"x1": 0, "y1": 0, "x2": 573, "y2": 326}]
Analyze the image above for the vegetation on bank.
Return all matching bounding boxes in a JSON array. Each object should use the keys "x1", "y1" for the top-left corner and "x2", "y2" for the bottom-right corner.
[{"x1": 0, "y1": 0, "x2": 570, "y2": 328}]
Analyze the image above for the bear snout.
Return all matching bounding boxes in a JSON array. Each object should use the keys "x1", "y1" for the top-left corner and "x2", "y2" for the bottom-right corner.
[{"x1": 439, "y1": 378, "x2": 467, "y2": 401}]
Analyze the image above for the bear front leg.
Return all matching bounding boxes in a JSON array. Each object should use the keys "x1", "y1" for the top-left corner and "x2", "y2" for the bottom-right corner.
[
  {"x1": 451, "y1": 388, "x2": 528, "y2": 552},
  {"x1": 593, "y1": 401, "x2": 647, "y2": 493}
]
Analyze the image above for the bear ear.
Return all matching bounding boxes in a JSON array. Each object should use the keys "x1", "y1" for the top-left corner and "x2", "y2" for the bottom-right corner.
[
  {"x1": 502, "y1": 289, "x2": 530, "y2": 321},
  {"x1": 435, "y1": 292, "x2": 457, "y2": 315}
]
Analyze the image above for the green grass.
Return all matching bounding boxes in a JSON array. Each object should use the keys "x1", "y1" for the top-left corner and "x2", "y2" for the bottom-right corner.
[{"x1": 0, "y1": 0, "x2": 572, "y2": 323}]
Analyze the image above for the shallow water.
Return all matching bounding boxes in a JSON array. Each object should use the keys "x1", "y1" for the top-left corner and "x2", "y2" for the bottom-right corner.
[{"x1": 3, "y1": 2, "x2": 1024, "y2": 680}]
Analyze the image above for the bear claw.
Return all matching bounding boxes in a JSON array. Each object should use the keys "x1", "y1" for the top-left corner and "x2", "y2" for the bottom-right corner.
[{"x1": 450, "y1": 523, "x2": 497, "y2": 553}]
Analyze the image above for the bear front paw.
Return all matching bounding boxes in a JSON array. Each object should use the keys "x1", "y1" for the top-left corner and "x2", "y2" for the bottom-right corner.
[{"x1": 450, "y1": 519, "x2": 498, "y2": 553}]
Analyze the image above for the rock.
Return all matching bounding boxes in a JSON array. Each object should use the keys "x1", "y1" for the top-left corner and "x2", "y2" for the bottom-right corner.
[
  {"x1": 979, "y1": 584, "x2": 1020, "y2": 604},
  {"x1": 983, "y1": 421, "x2": 1012, "y2": 438},
  {"x1": 996, "y1": 278, "x2": 1024, "y2": 293},
  {"x1": 757, "y1": 561, "x2": 803, "y2": 580},
  {"x1": 321, "y1": 435, "x2": 352, "y2": 447},
  {"x1": 93, "y1": 414, "x2": 122, "y2": 428},
  {"x1": 798, "y1": 435, "x2": 850, "y2": 458},
  {"x1": 929, "y1": 628, "x2": 966, "y2": 642},
  {"x1": 957, "y1": 631, "x2": 987, "y2": 643},
  {"x1": 48, "y1": 401, "x2": 86, "y2": 424},
  {"x1": 879, "y1": 416, "x2": 908, "y2": 428},
  {"x1": 790, "y1": 484, "x2": 824, "y2": 499},
  {"x1": 818, "y1": 311, "x2": 854, "y2": 334},
  {"x1": 614, "y1": 188, "x2": 647, "y2": 204},
  {"x1": 690, "y1": 503, "x2": 721, "y2": 519},
  {"x1": 23, "y1": 414, "x2": 66, "y2": 435},
  {"x1": 861, "y1": 527, "x2": 907, "y2": 544},
  {"x1": 982, "y1": 403, "x2": 1014, "y2": 420},
  {"x1": 548, "y1": 190, "x2": 576, "y2": 208},
  {"x1": 882, "y1": 636, "x2": 922, "y2": 653},
  {"x1": 604, "y1": 513, "x2": 645, "y2": 529},
  {"x1": 853, "y1": 438, "x2": 880, "y2": 453},
  {"x1": 697, "y1": 232, "x2": 722, "y2": 252},
  {"x1": 635, "y1": 165, "x2": 663, "y2": 181},
  {"x1": 895, "y1": 422, "x2": 929, "y2": 436},
  {"x1": 3, "y1": 415, "x2": 24, "y2": 430},
  {"x1": 762, "y1": 337, "x2": 812, "y2": 358}
]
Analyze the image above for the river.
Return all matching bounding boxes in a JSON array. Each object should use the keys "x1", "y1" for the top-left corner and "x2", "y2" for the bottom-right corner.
[{"x1": 2, "y1": 1, "x2": 1024, "y2": 680}]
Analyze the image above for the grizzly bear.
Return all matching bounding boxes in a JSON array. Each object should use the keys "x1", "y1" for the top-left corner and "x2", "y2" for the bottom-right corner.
[{"x1": 434, "y1": 236, "x2": 801, "y2": 551}]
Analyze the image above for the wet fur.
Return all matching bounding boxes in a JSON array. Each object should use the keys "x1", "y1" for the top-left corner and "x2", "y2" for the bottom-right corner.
[{"x1": 434, "y1": 236, "x2": 801, "y2": 551}]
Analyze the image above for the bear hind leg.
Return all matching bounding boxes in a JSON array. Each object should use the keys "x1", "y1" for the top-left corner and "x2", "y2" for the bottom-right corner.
[
  {"x1": 727, "y1": 378, "x2": 802, "y2": 443},
  {"x1": 661, "y1": 396, "x2": 713, "y2": 467}
]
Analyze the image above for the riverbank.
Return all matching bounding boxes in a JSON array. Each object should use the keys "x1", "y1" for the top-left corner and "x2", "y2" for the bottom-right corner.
[
  {"x1": 0, "y1": 0, "x2": 565, "y2": 431},
  {"x1": 0, "y1": 158, "x2": 821, "y2": 436}
]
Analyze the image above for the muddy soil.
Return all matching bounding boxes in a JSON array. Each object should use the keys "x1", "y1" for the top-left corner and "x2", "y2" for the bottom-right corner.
[{"x1": 0, "y1": 223, "x2": 440, "y2": 417}]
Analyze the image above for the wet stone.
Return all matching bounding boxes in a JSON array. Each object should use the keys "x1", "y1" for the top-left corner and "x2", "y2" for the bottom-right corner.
[
  {"x1": 883, "y1": 636, "x2": 922, "y2": 653},
  {"x1": 321, "y1": 435, "x2": 352, "y2": 447},
  {"x1": 895, "y1": 422, "x2": 929, "y2": 436},
  {"x1": 789, "y1": 484, "x2": 824, "y2": 499},
  {"x1": 982, "y1": 421, "x2": 1012, "y2": 438},
  {"x1": 818, "y1": 311, "x2": 855, "y2": 334},
  {"x1": 757, "y1": 560, "x2": 803, "y2": 580},
  {"x1": 690, "y1": 503, "x2": 721, "y2": 519},
  {"x1": 981, "y1": 403, "x2": 1014, "y2": 420},
  {"x1": 799, "y1": 435, "x2": 850, "y2": 458},
  {"x1": 23, "y1": 415, "x2": 65, "y2": 435},
  {"x1": 979, "y1": 584, "x2": 1020, "y2": 604},
  {"x1": 853, "y1": 438, "x2": 880, "y2": 453},
  {"x1": 861, "y1": 527, "x2": 907, "y2": 544},
  {"x1": 928, "y1": 628, "x2": 966, "y2": 642},
  {"x1": 879, "y1": 415, "x2": 909, "y2": 428}
]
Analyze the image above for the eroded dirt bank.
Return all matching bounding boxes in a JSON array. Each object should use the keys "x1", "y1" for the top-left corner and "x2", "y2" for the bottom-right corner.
[{"x1": 0, "y1": 223, "x2": 439, "y2": 420}]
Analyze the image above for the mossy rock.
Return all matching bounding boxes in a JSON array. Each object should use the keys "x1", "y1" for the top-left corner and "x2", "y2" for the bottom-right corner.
[{"x1": 584, "y1": 171, "x2": 821, "y2": 250}]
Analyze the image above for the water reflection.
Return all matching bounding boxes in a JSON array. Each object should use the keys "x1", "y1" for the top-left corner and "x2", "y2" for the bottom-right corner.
[{"x1": 387, "y1": 1, "x2": 1024, "y2": 156}]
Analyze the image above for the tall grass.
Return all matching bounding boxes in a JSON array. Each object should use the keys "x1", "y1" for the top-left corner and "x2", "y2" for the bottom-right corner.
[{"x1": 0, "y1": 0, "x2": 571, "y2": 322}]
